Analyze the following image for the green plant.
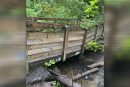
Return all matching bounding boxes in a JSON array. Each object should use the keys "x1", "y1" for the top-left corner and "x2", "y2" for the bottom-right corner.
[
  {"x1": 86, "y1": 41, "x2": 102, "y2": 52},
  {"x1": 44, "y1": 59, "x2": 57, "y2": 68},
  {"x1": 84, "y1": 0, "x2": 99, "y2": 18},
  {"x1": 80, "y1": 0, "x2": 104, "y2": 28},
  {"x1": 53, "y1": 81, "x2": 63, "y2": 87}
]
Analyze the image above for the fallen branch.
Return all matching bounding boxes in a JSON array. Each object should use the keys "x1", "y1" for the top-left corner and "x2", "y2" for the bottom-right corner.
[
  {"x1": 88, "y1": 62, "x2": 104, "y2": 69},
  {"x1": 73, "y1": 68, "x2": 99, "y2": 81}
]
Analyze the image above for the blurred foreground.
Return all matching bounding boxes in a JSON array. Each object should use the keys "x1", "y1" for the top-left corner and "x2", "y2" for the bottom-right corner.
[
  {"x1": 105, "y1": 0, "x2": 130, "y2": 87},
  {"x1": 0, "y1": 0, "x2": 26, "y2": 87}
]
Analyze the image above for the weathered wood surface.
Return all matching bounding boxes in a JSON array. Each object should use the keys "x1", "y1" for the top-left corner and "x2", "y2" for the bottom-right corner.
[
  {"x1": 27, "y1": 17, "x2": 79, "y2": 21},
  {"x1": 48, "y1": 69, "x2": 81, "y2": 87},
  {"x1": 26, "y1": 17, "x2": 80, "y2": 32},
  {"x1": 26, "y1": 17, "x2": 104, "y2": 63},
  {"x1": 27, "y1": 29, "x2": 103, "y2": 63},
  {"x1": 79, "y1": 29, "x2": 88, "y2": 58},
  {"x1": 62, "y1": 26, "x2": 69, "y2": 61},
  {"x1": 88, "y1": 62, "x2": 104, "y2": 69},
  {"x1": 73, "y1": 68, "x2": 99, "y2": 81}
]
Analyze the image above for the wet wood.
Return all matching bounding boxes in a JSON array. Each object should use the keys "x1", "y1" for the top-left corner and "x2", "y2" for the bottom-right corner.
[
  {"x1": 62, "y1": 26, "x2": 69, "y2": 61},
  {"x1": 48, "y1": 69, "x2": 81, "y2": 87},
  {"x1": 88, "y1": 62, "x2": 104, "y2": 69},
  {"x1": 73, "y1": 68, "x2": 99, "y2": 81},
  {"x1": 93, "y1": 25, "x2": 98, "y2": 41},
  {"x1": 79, "y1": 29, "x2": 88, "y2": 58}
]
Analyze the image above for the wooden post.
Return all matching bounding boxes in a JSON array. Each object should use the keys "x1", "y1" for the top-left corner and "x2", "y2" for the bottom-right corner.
[
  {"x1": 26, "y1": 59, "x2": 29, "y2": 74},
  {"x1": 79, "y1": 29, "x2": 88, "y2": 58},
  {"x1": 62, "y1": 26, "x2": 69, "y2": 61},
  {"x1": 94, "y1": 25, "x2": 98, "y2": 41},
  {"x1": 26, "y1": 32, "x2": 29, "y2": 74},
  {"x1": 101, "y1": 24, "x2": 104, "y2": 39},
  {"x1": 33, "y1": 19, "x2": 37, "y2": 31}
]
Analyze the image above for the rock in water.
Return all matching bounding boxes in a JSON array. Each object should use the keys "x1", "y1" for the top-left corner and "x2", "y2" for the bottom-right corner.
[{"x1": 26, "y1": 67, "x2": 51, "y2": 86}]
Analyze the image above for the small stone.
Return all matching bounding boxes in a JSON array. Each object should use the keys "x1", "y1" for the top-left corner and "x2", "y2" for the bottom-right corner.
[
  {"x1": 85, "y1": 75, "x2": 94, "y2": 81},
  {"x1": 85, "y1": 76, "x2": 88, "y2": 80}
]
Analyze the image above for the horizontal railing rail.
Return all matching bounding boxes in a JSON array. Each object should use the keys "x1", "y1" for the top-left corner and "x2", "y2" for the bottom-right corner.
[{"x1": 26, "y1": 17, "x2": 104, "y2": 72}]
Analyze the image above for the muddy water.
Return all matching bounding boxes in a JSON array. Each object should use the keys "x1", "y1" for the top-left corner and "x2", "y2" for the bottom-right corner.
[{"x1": 57, "y1": 51, "x2": 104, "y2": 87}]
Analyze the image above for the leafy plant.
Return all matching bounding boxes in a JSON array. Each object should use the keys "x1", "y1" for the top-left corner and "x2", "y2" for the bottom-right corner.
[
  {"x1": 80, "y1": 0, "x2": 104, "y2": 28},
  {"x1": 52, "y1": 81, "x2": 63, "y2": 87},
  {"x1": 84, "y1": 0, "x2": 99, "y2": 18},
  {"x1": 86, "y1": 41, "x2": 102, "y2": 52},
  {"x1": 26, "y1": 0, "x2": 104, "y2": 29},
  {"x1": 26, "y1": 0, "x2": 84, "y2": 18},
  {"x1": 44, "y1": 59, "x2": 57, "y2": 68},
  {"x1": 80, "y1": 15, "x2": 104, "y2": 28}
]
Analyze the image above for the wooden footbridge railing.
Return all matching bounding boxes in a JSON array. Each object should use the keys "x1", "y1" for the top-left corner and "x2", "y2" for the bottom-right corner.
[{"x1": 26, "y1": 17, "x2": 104, "y2": 70}]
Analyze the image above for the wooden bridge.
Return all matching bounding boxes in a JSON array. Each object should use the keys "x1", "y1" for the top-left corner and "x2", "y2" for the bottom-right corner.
[{"x1": 26, "y1": 17, "x2": 104, "y2": 70}]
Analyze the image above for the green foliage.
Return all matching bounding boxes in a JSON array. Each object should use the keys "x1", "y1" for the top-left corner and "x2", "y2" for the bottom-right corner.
[
  {"x1": 56, "y1": 81, "x2": 63, "y2": 87},
  {"x1": 86, "y1": 41, "x2": 102, "y2": 52},
  {"x1": 52, "y1": 81, "x2": 63, "y2": 87},
  {"x1": 84, "y1": 0, "x2": 104, "y2": 18},
  {"x1": 81, "y1": 0, "x2": 104, "y2": 28},
  {"x1": 42, "y1": 29, "x2": 54, "y2": 33},
  {"x1": 84, "y1": 0, "x2": 99, "y2": 18},
  {"x1": 80, "y1": 15, "x2": 104, "y2": 28},
  {"x1": 26, "y1": 0, "x2": 84, "y2": 18},
  {"x1": 44, "y1": 59, "x2": 57, "y2": 68},
  {"x1": 26, "y1": 0, "x2": 104, "y2": 28}
]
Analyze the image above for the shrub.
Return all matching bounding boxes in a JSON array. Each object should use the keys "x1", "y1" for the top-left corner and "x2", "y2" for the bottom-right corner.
[{"x1": 86, "y1": 41, "x2": 102, "y2": 52}]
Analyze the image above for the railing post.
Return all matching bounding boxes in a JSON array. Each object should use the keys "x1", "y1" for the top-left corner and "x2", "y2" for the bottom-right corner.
[
  {"x1": 101, "y1": 24, "x2": 104, "y2": 39},
  {"x1": 33, "y1": 19, "x2": 37, "y2": 31},
  {"x1": 26, "y1": 32, "x2": 29, "y2": 74},
  {"x1": 62, "y1": 26, "x2": 69, "y2": 61},
  {"x1": 94, "y1": 25, "x2": 98, "y2": 41},
  {"x1": 79, "y1": 28, "x2": 88, "y2": 58},
  {"x1": 26, "y1": 60, "x2": 29, "y2": 74}
]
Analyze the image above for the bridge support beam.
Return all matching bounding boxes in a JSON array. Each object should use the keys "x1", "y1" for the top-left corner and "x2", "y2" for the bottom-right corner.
[
  {"x1": 79, "y1": 29, "x2": 88, "y2": 58},
  {"x1": 62, "y1": 26, "x2": 69, "y2": 61}
]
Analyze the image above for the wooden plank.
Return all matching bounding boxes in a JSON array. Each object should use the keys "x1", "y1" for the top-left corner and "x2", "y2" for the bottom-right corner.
[
  {"x1": 27, "y1": 17, "x2": 79, "y2": 21},
  {"x1": 27, "y1": 42, "x2": 63, "y2": 50},
  {"x1": 28, "y1": 32, "x2": 83, "y2": 40},
  {"x1": 28, "y1": 32, "x2": 48, "y2": 39},
  {"x1": 27, "y1": 42, "x2": 82, "y2": 55},
  {"x1": 28, "y1": 48, "x2": 51, "y2": 56},
  {"x1": 27, "y1": 37, "x2": 83, "y2": 45},
  {"x1": 28, "y1": 52, "x2": 48, "y2": 61},
  {"x1": 28, "y1": 46, "x2": 81, "y2": 63},
  {"x1": 28, "y1": 40, "x2": 82, "y2": 50}
]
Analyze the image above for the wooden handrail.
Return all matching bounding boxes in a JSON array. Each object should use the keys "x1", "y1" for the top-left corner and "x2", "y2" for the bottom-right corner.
[{"x1": 27, "y1": 17, "x2": 79, "y2": 21}]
